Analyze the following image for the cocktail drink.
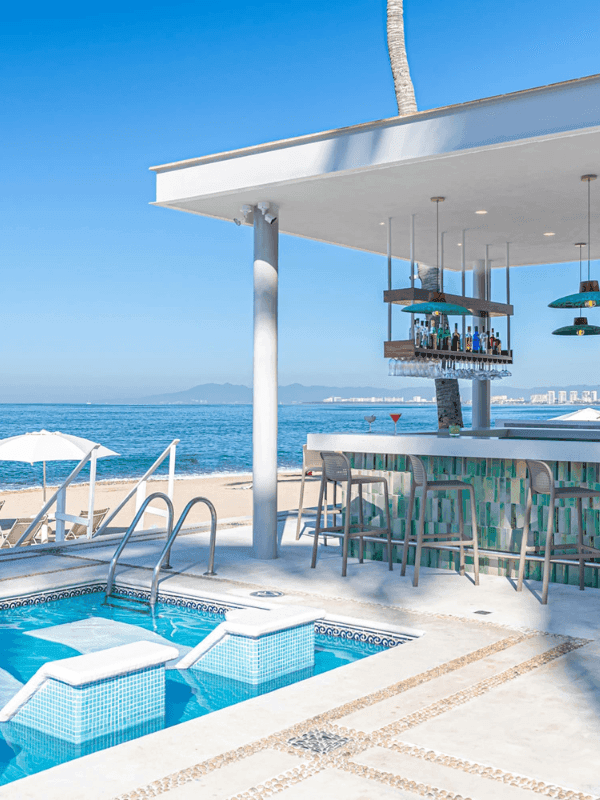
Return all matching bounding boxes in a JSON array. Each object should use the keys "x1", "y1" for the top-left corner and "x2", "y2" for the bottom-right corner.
[
  {"x1": 364, "y1": 415, "x2": 376, "y2": 432},
  {"x1": 390, "y1": 413, "x2": 402, "y2": 435}
]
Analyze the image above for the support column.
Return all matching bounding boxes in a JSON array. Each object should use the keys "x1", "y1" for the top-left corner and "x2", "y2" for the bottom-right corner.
[
  {"x1": 253, "y1": 207, "x2": 279, "y2": 559},
  {"x1": 472, "y1": 259, "x2": 490, "y2": 430}
]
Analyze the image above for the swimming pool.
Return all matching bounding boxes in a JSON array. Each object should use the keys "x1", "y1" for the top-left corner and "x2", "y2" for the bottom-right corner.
[{"x1": 0, "y1": 588, "x2": 405, "y2": 786}]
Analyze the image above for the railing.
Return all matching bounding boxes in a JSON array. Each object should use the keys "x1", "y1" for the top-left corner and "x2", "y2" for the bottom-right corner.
[
  {"x1": 16, "y1": 446, "x2": 101, "y2": 546},
  {"x1": 94, "y1": 440, "x2": 179, "y2": 537},
  {"x1": 105, "y1": 492, "x2": 174, "y2": 601},
  {"x1": 149, "y1": 497, "x2": 217, "y2": 607}
]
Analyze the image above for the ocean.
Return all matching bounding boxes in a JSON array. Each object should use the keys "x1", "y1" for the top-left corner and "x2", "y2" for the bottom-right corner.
[{"x1": 0, "y1": 403, "x2": 580, "y2": 490}]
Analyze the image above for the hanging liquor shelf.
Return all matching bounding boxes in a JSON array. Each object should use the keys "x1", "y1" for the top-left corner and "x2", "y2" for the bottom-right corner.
[{"x1": 383, "y1": 289, "x2": 514, "y2": 365}]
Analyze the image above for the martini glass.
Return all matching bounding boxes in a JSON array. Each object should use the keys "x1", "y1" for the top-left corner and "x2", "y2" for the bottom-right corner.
[
  {"x1": 364, "y1": 415, "x2": 376, "y2": 432},
  {"x1": 390, "y1": 412, "x2": 402, "y2": 435}
]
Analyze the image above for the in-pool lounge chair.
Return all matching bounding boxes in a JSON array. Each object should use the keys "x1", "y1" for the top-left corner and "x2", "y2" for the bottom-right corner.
[{"x1": 0, "y1": 517, "x2": 47, "y2": 548}]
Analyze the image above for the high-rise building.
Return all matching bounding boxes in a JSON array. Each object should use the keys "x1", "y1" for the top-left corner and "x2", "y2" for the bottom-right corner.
[
  {"x1": 592, "y1": 391, "x2": 598, "y2": 402},
  {"x1": 547, "y1": 390, "x2": 556, "y2": 405},
  {"x1": 582, "y1": 390, "x2": 592, "y2": 403},
  {"x1": 558, "y1": 391, "x2": 567, "y2": 403},
  {"x1": 569, "y1": 391, "x2": 578, "y2": 403}
]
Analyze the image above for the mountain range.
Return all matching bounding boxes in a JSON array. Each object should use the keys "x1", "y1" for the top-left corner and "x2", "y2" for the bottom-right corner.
[{"x1": 126, "y1": 383, "x2": 600, "y2": 405}]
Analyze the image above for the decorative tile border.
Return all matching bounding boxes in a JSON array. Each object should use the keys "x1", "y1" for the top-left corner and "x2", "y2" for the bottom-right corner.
[
  {"x1": 314, "y1": 621, "x2": 412, "y2": 648},
  {"x1": 0, "y1": 583, "x2": 105, "y2": 610},
  {"x1": 0, "y1": 582, "x2": 414, "y2": 650}
]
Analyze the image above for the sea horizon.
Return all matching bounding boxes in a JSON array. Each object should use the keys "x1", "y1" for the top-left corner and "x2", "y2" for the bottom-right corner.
[{"x1": 0, "y1": 402, "x2": 585, "y2": 492}]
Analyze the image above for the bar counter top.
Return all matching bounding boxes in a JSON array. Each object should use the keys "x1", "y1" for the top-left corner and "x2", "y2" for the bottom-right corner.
[{"x1": 306, "y1": 430, "x2": 600, "y2": 464}]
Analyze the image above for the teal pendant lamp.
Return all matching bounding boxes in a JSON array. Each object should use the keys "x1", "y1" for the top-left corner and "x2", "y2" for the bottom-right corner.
[
  {"x1": 550, "y1": 175, "x2": 600, "y2": 314},
  {"x1": 553, "y1": 316, "x2": 600, "y2": 336},
  {"x1": 402, "y1": 299, "x2": 471, "y2": 316}
]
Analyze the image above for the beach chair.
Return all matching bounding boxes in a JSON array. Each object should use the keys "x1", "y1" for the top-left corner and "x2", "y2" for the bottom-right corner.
[
  {"x1": 46, "y1": 508, "x2": 109, "y2": 542},
  {"x1": 0, "y1": 517, "x2": 47, "y2": 548},
  {"x1": 66, "y1": 508, "x2": 109, "y2": 540}
]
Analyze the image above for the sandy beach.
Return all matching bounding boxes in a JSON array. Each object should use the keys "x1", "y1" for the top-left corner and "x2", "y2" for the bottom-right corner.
[{"x1": 0, "y1": 471, "x2": 321, "y2": 532}]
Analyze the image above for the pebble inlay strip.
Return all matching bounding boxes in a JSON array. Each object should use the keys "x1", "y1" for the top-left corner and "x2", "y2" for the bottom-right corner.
[
  {"x1": 382, "y1": 741, "x2": 598, "y2": 800},
  {"x1": 113, "y1": 633, "x2": 584, "y2": 800}
]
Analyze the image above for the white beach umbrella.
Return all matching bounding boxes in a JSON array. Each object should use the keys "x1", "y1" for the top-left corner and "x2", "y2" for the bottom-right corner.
[
  {"x1": 0, "y1": 430, "x2": 118, "y2": 501},
  {"x1": 551, "y1": 407, "x2": 600, "y2": 421}
]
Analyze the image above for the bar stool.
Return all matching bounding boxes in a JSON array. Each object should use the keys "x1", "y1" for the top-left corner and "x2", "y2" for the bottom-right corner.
[
  {"x1": 310, "y1": 451, "x2": 392, "y2": 577},
  {"x1": 401, "y1": 455, "x2": 480, "y2": 587},
  {"x1": 517, "y1": 460, "x2": 600, "y2": 604},
  {"x1": 295, "y1": 445, "x2": 338, "y2": 540}
]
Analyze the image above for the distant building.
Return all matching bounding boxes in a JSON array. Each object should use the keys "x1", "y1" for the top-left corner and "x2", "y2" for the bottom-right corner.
[
  {"x1": 558, "y1": 391, "x2": 567, "y2": 403},
  {"x1": 530, "y1": 393, "x2": 549, "y2": 404},
  {"x1": 569, "y1": 391, "x2": 579, "y2": 403},
  {"x1": 547, "y1": 390, "x2": 556, "y2": 404},
  {"x1": 582, "y1": 390, "x2": 592, "y2": 403},
  {"x1": 593, "y1": 391, "x2": 598, "y2": 402}
]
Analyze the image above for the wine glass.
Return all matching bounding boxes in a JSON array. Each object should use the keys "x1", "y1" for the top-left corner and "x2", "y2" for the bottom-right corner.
[
  {"x1": 364, "y1": 415, "x2": 376, "y2": 432},
  {"x1": 390, "y1": 412, "x2": 402, "y2": 435}
]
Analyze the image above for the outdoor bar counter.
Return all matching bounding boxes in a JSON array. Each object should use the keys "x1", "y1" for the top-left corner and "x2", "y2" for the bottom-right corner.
[{"x1": 306, "y1": 423, "x2": 600, "y2": 587}]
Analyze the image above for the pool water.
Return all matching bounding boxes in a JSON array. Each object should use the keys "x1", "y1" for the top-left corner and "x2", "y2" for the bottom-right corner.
[{"x1": 0, "y1": 593, "x2": 386, "y2": 785}]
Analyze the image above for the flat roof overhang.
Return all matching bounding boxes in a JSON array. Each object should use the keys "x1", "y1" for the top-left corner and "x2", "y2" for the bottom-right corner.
[{"x1": 151, "y1": 74, "x2": 600, "y2": 271}]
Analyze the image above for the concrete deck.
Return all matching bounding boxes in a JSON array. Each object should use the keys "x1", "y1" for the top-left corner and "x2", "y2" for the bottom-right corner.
[{"x1": 0, "y1": 512, "x2": 599, "y2": 800}]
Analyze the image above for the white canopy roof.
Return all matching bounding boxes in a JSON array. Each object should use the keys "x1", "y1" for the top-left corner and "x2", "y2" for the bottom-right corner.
[
  {"x1": 551, "y1": 408, "x2": 600, "y2": 421},
  {"x1": 151, "y1": 74, "x2": 600, "y2": 271}
]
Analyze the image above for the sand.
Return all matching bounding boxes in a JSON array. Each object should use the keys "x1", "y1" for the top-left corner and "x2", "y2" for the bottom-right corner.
[{"x1": 0, "y1": 472, "x2": 322, "y2": 532}]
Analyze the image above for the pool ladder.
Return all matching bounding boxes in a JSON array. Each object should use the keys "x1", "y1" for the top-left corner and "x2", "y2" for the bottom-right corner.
[{"x1": 104, "y1": 492, "x2": 218, "y2": 610}]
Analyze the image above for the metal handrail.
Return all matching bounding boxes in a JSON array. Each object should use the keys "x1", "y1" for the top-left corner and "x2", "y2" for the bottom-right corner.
[
  {"x1": 105, "y1": 492, "x2": 174, "y2": 601},
  {"x1": 94, "y1": 440, "x2": 179, "y2": 538},
  {"x1": 149, "y1": 497, "x2": 217, "y2": 607}
]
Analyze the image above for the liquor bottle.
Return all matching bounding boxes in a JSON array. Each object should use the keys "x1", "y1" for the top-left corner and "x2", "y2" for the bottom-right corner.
[
  {"x1": 437, "y1": 322, "x2": 443, "y2": 350},
  {"x1": 494, "y1": 330, "x2": 501, "y2": 355},
  {"x1": 430, "y1": 320, "x2": 437, "y2": 350},
  {"x1": 487, "y1": 328, "x2": 494, "y2": 355},
  {"x1": 443, "y1": 323, "x2": 451, "y2": 351},
  {"x1": 473, "y1": 326, "x2": 480, "y2": 353},
  {"x1": 480, "y1": 328, "x2": 487, "y2": 355},
  {"x1": 451, "y1": 323, "x2": 461, "y2": 352},
  {"x1": 465, "y1": 325, "x2": 473, "y2": 352},
  {"x1": 414, "y1": 318, "x2": 421, "y2": 348}
]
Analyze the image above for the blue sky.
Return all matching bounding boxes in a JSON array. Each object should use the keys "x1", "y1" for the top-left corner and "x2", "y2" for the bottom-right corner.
[{"x1": 2, "y1": 0, "x2": 600, "y2": 401}]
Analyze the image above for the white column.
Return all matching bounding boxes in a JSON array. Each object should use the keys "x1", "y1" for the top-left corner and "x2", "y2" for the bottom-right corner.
[
  {"x1": 472, "y1": 259, "x2": 490, "y2": 429},
  {"x1": 253, "y1": 207, "x2": 279, "y2": 559}
]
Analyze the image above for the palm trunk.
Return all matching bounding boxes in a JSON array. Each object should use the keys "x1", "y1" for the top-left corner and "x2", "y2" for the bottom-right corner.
[
  {"x1": 387, "y1": 2, "x2": 462, "y2": 428},
  {"x1": 417, "y1": 264, "x2": 464, "y2": 429},
  {"x1": 387, "y1": 0, "x2": 417, "y2": 116}
]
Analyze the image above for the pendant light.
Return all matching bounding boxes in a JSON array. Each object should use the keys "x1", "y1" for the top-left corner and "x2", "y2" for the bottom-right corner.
[
  {"x1": 403, "y1": 196, "x2": 470, "y2": 317},
  {"x1": 549, "y1": 174, "x2": 600, "y2": 309},
  {"x1": 552, "y1": 316, "x2": 600, "y2": 336}
]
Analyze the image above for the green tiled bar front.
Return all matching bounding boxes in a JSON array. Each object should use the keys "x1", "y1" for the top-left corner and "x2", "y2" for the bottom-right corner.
[{"x1": 343, "y1": 452, "x2": 600, "y2": 588}]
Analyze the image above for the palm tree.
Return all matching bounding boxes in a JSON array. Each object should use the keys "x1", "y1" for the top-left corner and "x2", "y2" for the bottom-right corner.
[
  {"x1": 387, "y1": 0, "x2": 417, "y2": 116},
  {"x1": 387, "y1": 1, "x2": 463, "y2": 428}
]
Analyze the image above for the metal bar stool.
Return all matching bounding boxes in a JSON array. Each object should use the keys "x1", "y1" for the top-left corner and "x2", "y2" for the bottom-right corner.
[
  {"x1": 401, "y1": 455, "x2": 480, "y2": 587},
  {"x1": 295, "y1": 445, "x2": 339, "y2": 540},
  {"x1": 310, "y1": 451, "x2": 392, "y2": 577},
  {"x1": 517, "y1": 460, "x2": 600, "y2": 604}
]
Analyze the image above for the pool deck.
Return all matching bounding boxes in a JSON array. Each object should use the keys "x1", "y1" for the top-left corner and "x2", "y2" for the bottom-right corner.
[{"x1": 1, "y1": 513, "x2": 599, "y2": 800}]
